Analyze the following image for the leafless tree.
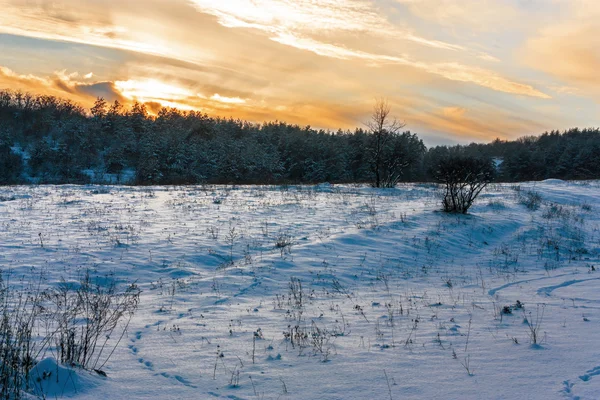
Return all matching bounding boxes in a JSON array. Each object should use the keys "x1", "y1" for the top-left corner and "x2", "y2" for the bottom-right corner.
[{"x1": 366, "y1": 98, "x2": 407, "y2": 188}]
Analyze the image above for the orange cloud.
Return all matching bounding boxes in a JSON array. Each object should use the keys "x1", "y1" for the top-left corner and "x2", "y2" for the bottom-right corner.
[
  {"x1": 0, "y1": 65, "x2": 125, "y2": 104},
  {"x1": 409, "y1": 106, "x2": 550, "y2": 142},
  {"x1": 188, "y1": 0, "x2": 547, "y2": 98},
  {"x1": 396, "y1": 0, "x2": 519, "y2": 32},
  {"x1": 417, "y1": 62, "x2": 550, "y2": 99},
  {"x1": 189, "y1": 0, "x2": 464, "y2": 51},
  {"x1": 0, "y1": 64, "x2": 366, "y2": 129},
  {"x1": 523, "y1": 20, "x2": 600, "y2": 99},
  {"x1": 0, "y1": 0, "x2": 551, "y2": 100}
]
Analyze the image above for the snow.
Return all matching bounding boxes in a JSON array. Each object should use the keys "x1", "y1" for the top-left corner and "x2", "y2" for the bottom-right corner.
[
  {"x1": 1, "y1": 181, "x2": 599, "y2": 399},
  {"x1": 27, "y1": 358, "x2": 102, "y2": 398}
]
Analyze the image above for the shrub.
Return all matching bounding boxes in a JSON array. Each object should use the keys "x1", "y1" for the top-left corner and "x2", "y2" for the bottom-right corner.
[
  {"x1": 0, "y1": 270, "x2": 140, "y2": 399},
  {"x1": 49, "y1": 271, "x2": 141, "y2": 370},
  {"x1": 0, "y1": 275, "x2": 42, "y2": 399},
  {"x1": 432, "y1": 155, "x2": 495, "y2": 214},
  {"x1": 519, "y1": 190, "x2": 542, "y2": 210},
  {"x1": 542, "y1": 203, "x2": 571, "y2": 220}
]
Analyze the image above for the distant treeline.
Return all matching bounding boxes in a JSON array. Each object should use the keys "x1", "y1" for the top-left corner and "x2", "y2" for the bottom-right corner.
[{"x1": 0, "y1": 90, "x2": 599, "y2": 185}]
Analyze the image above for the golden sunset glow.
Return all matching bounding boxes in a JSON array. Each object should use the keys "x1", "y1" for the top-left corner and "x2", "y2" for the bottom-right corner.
[
  {"x1": 0, "y1": 0, "x2": 599, "y2": 143},
  {"x1": 115, "y1": 80, "x2": 194, "y2": 102}
]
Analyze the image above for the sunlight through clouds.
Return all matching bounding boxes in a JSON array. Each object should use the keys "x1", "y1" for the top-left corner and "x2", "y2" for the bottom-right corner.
[
  {"x1": 210, "y1": 94, "x2": 246, "y2": 104},
  {"x1": 115, "y1": 79, "x2": 194, "y2": 103}
]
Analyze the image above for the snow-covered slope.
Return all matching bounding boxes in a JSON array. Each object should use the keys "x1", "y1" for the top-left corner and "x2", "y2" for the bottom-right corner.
[{"x1": 1, "y1": 181, "x2": 599, "y2": 399}]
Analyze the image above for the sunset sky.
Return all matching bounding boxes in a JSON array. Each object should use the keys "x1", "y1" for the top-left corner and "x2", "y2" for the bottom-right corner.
[{"x1": 0, "y1": 0, "x2": 598, "y2": 145}]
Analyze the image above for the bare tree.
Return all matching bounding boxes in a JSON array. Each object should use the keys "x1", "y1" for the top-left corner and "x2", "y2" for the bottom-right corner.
[
  {"x1": 433, "y1": 154, "x2": 495, "y2": 213},
  {"x1": 366, "y1": 99, "x2": 407, "y2": 188}
]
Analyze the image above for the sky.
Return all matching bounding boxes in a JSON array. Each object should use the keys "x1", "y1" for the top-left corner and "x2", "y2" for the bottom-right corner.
[{"x1": 0, "y1": 0, "x2": 598, "y2": 145}]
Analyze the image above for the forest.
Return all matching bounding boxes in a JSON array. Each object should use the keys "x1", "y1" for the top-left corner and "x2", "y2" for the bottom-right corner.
[{"x1": 1, "y1": 90, "x2": 599, "y2": 185}]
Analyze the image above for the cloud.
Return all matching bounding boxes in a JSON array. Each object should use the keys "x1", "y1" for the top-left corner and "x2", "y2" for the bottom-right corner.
[
  {"x1": 522, "y1": 2, "x2": 600, "y2": 99},
  {"x1": 395, "y1": 0, "x2": 520, "y2": 32},
  {"x1": 476, "y1": 53, "x2": 500, "y2": 63},
  {"x1": 210, "y1": 94, "x2": 246, "y2": 104},
  {"x1": 75, "y1": 82, "x2": 124, "y2": 102},
  {"x1": 410, "y1": 105, "x2": 549, "y2": 141},
  {"x1": 0, "y1": 66, "x2": 48, "y2": 87},
  {"x1": 259, "y1": 34, "x2": 550, "y2": 98},
  {"x1": 189, "y1": 0, "x2": 466, "y2": 52},
  {"x1": 188, "y1": 0, "x2": 548, "y2": 98},
  {"x1": 114, "y1": 79, "x2": 194, "y2": 102},
  {"x1": 0, "y1": 65, "x2": 125, "y2": 104},
  {"x1": 0, "y1": 0, "x2": 202, "y2": 64},
  {"x1": 419, "y1": 62, "x2": 550, "y2": 99},
  {"x1": 0, "y1": 0, "x2": 550, "y2": 99}
]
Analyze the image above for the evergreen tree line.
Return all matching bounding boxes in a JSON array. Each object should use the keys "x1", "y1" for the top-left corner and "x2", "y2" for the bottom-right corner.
[{"x1": 0, "y1": 90, "x2": 598, "y2": 185}]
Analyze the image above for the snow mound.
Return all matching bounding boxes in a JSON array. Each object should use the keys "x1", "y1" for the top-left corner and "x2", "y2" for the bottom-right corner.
[
  {"x1": 541, "y1": 178, "x2": 565, "y2": 184},
  {"x1": 27, "y1": 358, "x2": 101, "y2": 398}
]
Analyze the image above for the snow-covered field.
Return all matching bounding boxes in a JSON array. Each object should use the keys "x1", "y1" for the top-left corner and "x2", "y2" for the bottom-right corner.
[{"x1": 1, "y1": 180, "x2": 599, "y2": 399}]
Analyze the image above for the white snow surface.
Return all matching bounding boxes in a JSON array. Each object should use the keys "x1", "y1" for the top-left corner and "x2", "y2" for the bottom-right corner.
[
  {"x1": 27, "y1": 358, "x2": 102, "y2": 398},
  {"x1": 1, "y1": 181, "x2": 600, "y2": 399}
]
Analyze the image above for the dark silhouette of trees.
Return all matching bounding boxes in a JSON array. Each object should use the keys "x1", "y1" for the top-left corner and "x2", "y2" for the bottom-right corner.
[
  {"x1": 0, "y1": 91, "x2": 429, "y2": 185},
  {"x1": 0, "y1": 132, "x2": 22, "y2": 184}
]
